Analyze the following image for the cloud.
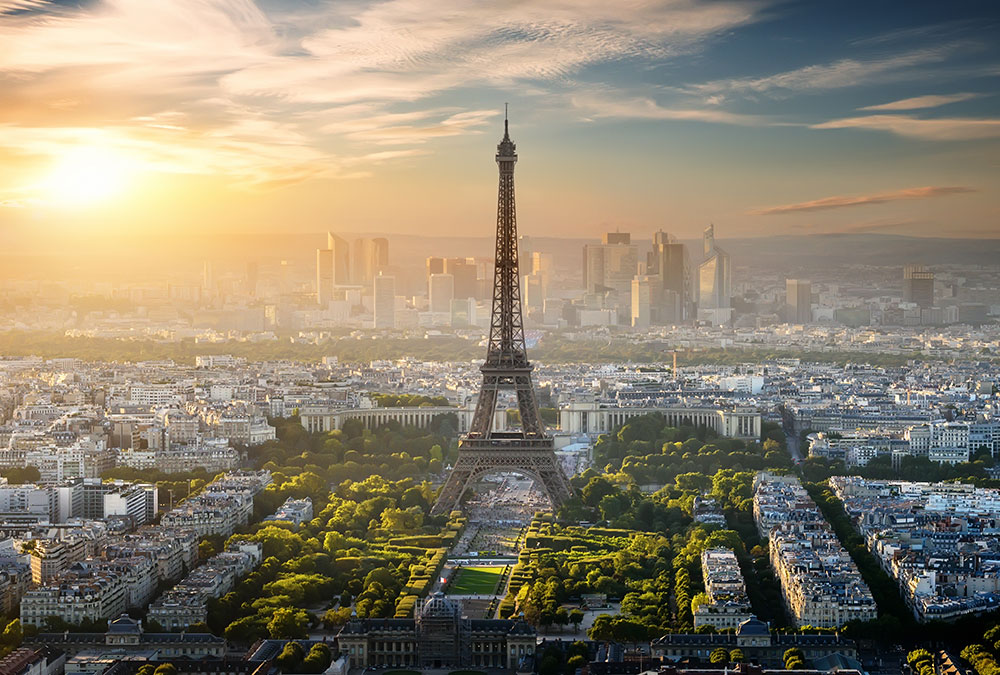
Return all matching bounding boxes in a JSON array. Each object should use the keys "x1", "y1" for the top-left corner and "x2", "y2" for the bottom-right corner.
[
  {"x1": 0, "y1": 0, "x2": 768, "y2": 188},
  {"x1": 0, "y1": 0, "x2": 49, "y2": 13},
  {"x1": 571, "y1": 93, "x2": 772, "y2": 126},
  {"x1": 320, "y1": 108, "x2": 500, "y2": 145},
  {"x1": 223, "y1": 0, "x2": 764, "y2": 104},
  {"x1": 686, "y1": 45, "x2": 959, "y2": 101},
  {"x1": 749, "y1": 186, "x2": 977, "y2": 216},
  {"x1": 812, "y1": 115, "x2": 1000, "y2": 141},
  {"x1": 859, "y1": 93, "x2": 979, "y2": 111}
]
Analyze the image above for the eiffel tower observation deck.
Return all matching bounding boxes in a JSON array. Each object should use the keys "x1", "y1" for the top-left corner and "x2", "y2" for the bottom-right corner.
[{"x1": 431, "y1": 113, "x2": 573, "y2": 516}]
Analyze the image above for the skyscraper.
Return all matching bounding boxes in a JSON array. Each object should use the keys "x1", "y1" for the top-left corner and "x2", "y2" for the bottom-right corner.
[
  {"x1": 351, "y1": 237, "x2": 388, "y2": 286},
  {"x1": 373, "y1": 274, "x2": 395, "y2": 330},
  {"x1": 582, "y1": 232, "x2": 638, "y2": 322},
  {"x1": 372, "y1": 237, "x2": 389, "y2": 268},
  {"x1": 531, "y1": 252, "x2": 553, "y2": 297},
  {"x1": 426, "y1": 257, "x2": 445, "y2": 277},
  {"x1": 245, "y1": 262, "x2": 258, "y2": 297},
  {"x1": 523, "y1": 272, "x2": 544, "y2": 314},
  {"x1": 631, "y1": 276, "x2": 652, "y2": 330},
  {"x1": 647, "y1": 230, "x2": 691, "y2": 321},
  {"x1": 202, "y1": 261, "x2": 214, "y2": 301},
  {"x1": 697, "y1": 224, "x2": 732, "y2": 325},
  {"x1": 317, "y1": 232, "x2": 350, "y2": 305},
  {"x1": 903, "y1": 264, "x2": 934, "y2": 308},
  {"x1": 786, "y1": 279, "x2": 812, "y2": 324},
  {"x1": 429, "y1": 273, "x2": 455, "y2": 314},
  {"x1": 316, "y1": 249, "x2": 333, "y2": 306},
  {"x1": 444, "y1": 257, "x2": 478, "y2": 299}
]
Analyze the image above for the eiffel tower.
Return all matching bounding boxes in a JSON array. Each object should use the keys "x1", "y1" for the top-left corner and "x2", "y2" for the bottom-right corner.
[{"x1": 431, "y1": 113, "x2": 573, "y2": 516}]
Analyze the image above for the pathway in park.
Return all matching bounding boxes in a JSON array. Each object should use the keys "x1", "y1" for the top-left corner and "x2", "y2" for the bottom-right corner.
[{"x1": 443, "y1": 476, "x2": 542, "y2": 619}]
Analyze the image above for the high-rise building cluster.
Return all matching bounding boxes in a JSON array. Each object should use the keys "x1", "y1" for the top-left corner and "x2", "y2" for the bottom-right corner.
[
  {"x1": 577, "y1": 226, "x2": 732, "y2": 329},
  {"x1": 316, "y1": 232, "x2": 388, "y2": 307}
]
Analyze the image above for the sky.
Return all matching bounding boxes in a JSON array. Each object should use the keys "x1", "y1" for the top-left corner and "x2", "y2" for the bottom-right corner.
[{"x1": 0, "y1": 0, "x2": 998, "y2": 242}]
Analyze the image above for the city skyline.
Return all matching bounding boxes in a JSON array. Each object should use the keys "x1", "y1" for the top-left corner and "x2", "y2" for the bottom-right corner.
[{"x1": 0, "y1": 0, "x2": 998, "y2": 245}]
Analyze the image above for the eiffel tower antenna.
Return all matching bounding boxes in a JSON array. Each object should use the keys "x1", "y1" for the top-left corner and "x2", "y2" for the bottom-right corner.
[{"x1": 431, "y1": 115, "x2": 572, "y2": 516}]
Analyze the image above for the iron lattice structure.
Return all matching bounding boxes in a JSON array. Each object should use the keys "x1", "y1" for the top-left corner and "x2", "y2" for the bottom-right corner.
[{"x1": 431, "y1": 117, "x2": 572, "y2": 516}]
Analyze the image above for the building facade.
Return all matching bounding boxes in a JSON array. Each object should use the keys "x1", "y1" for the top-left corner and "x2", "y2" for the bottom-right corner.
[{"x1": 336, "y1": 593, "x2": 536, "y2": 671}]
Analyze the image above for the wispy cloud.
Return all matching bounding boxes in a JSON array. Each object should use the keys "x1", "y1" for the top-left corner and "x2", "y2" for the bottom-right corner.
[
  {"x1": 0, "y1": 0, "x2": 49, "y2": 14},
  {"x1": 0, "y1": 0, "x2": 768, "y2": 189},
  {"x1": 686, "y1": 45, "x2": 960, "y2": 102},
  {"x1": 749, "y1": 186, "x2": 976, "y2": 216},
  {"x1": 223, "y1": 0, "x2": 764, "y2": 104},
  {"x1": 860, "y1": 93, "x2": 980, "y2": 111},
  {"x1": 320, "y1": 109, "x2": 500, "y2": 145},
  {"x1": 571, "y1": 93, "x2": 772, "y2": 126},
  {"x1": 813, "y1": 115, "x2": 1000, "y2": 141}
]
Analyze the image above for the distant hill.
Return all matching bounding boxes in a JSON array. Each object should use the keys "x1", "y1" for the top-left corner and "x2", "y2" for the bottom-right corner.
[{"x1": 706, "y1": 234, "x2": 1000, "y2": 268}]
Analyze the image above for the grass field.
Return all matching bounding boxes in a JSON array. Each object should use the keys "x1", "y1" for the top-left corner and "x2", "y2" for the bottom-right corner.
[{"x1": 447, "y1": 566, "x2": 503, "y2": 595}]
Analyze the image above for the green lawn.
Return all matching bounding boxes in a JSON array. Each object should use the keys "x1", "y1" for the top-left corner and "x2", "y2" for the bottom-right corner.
[{"x1": 447, "y1": 566, "x2": 503, "y2": 595}]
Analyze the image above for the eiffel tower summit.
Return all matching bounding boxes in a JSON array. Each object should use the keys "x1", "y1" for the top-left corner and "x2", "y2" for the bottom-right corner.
[{"x1": 431, "y1": 113, "x2": 573, "y2": 516}]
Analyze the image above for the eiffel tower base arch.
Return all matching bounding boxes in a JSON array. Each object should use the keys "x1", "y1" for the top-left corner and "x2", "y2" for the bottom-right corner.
[{"x1": 430, "y1": 439, "x2": 572, "y2": 516}]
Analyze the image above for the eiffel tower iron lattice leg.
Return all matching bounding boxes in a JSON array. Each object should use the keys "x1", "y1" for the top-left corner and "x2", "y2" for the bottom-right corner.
[
  {"x1": 431, "y1": 112, "x2": 573, "y2": 516},
  {"x1": 432, "y1": 445, "x2": 573, "y2": 516}
]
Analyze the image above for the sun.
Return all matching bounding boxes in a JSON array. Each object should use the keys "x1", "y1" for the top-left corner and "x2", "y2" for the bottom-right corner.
[{"x1": 42, "y1": 147, "x2": 132, "y2": 206}]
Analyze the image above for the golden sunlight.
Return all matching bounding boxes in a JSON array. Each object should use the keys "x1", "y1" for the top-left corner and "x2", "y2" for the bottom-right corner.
[{"x1": 42, "y1": 147, "x2": 132, "y2": 207}]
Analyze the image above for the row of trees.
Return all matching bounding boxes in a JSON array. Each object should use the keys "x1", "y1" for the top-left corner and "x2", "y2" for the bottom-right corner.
[
  {"x1": 0, "y1": 330, "x2": 931, "y2": 367},
  {"x1": 250, "y1": 415, "x2": 456, "y2": 487},
  {"x1": 276, "y1": 641, "x2": 333, "y2": 674},
  {"x1": 799, "y1": 452, "x2": 1000, "y2": 486},
  {"x1": 370, "y1": 393, "x2": 450, "y2": 408}
]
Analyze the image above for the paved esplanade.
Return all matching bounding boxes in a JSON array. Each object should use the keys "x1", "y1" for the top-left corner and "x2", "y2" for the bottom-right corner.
[{"x1": 431, "y1": 114, "x2": 572, "y2": 516}]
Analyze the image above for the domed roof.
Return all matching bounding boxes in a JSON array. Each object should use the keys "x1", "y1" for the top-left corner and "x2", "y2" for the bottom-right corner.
[
  {"x1": 736, "y1": 616, "x2": 769, "y2": 637},
  {"x1": 420, "y1": 591, "x2": 459, "y2": 618}
]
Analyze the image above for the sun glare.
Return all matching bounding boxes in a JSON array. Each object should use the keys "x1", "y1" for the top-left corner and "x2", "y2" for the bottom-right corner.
[{"x1": 42, "y1": 147, "x2": 132, "y2": 206}]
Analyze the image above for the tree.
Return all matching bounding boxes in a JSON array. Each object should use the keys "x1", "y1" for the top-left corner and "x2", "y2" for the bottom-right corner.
[
  {"x1": 784, "y1": 648, "x2": 804, "y2": 663},
  {"x1": 581, "y1": 476, "x2": 616, "y2": 507},
  {"x1": 276, "y1": 641, "x2": 305, "y2": 673},
  {"x1": 784, "y1": 647, "x2": 806, "y2": 670},
  {"x1": 302, "y1": 643, "x2": 333, "y2": 673},
  {"x1": 569, "y1": 609, "x2": 585, "y2": 632},
  {"x1": 555, "y1": 607, "x2": 570, "y2": 631},
  {"x1": 323, "y1": 607, "x2": 352, "y2": 627},
  {"x1": 0, "y1": 619, "x2": 22, "y2": 648},
  {"x1": 675, "y1": 472, "x2": 712, "y2": 493},
  {"x1": 907, "y1": 649, "x2": 933, "y2": 669},
  {"x1": 153, "y1": 665, "x2": 177, "y2": 675},
  {"x1": 730, "y1": 649, "x2": 745, "y2": 663},
  {"x1": 268, "y1": 608, "x2": 309, "y2": 639},
  {"x1": 137, "y1": 666, "x2": 155, "y2": 675},
  {"x1": 198, "y1": 539, "x2": 217, "y2": 560},
  {"x1": 690, "y1": 592, "x2": 711, "y2": 616},
  {"x1": 710, "y1": 648, "x2": 730, "y2": 665},
  {"x1": 380, "y1": 506, "x2": 424, "y2": 533}
]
